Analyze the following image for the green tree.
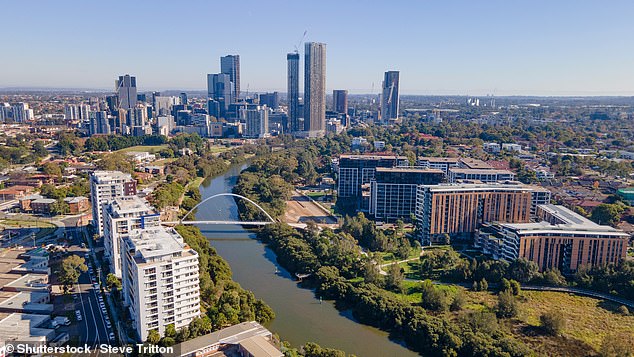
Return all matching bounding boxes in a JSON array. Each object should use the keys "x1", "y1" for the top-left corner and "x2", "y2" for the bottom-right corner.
[
  {"x1": 450, "y1": 289, "x2": 466, "y2": 311},
  {"x1": 420, "y1": 280, "x2": 448, "y2": 311},
  {"x1": 540, "y1": 310, "x2": 565, "y2": 336},
  {"x1": 106, "y1": 273, "x2": 122, "y2": 291},
  {"x1": 147, "y1": 329, "x2": 160, "y2": 344},
  {"x1": 496, "y1": 290, "x2": 518, "y2": 318},
  {"x1": 164, "y1": 323, "x2": 176, "y2": 338},
  {"x1": 385, "y1": 264, "x2": 404, "y2": 292},
  {"x1": 591, "y1": 203, "x2": 626, "y2": 227},
  {"x1": 58, "y1": 255, "x2": 87, "y2": 293}
]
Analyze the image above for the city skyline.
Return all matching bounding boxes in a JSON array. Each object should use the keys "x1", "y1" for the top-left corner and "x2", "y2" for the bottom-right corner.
[{"x1": 3, "y1": 0, "x2": 634, "y2": 95}]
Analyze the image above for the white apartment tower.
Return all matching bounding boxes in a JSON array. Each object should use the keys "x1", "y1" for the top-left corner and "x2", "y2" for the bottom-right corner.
[
  {"x1": 90, "y1": 171, "x2": 137, "y2": 236},
  {"x1": 103, "y1": 196, "x2": 157, "y2": 278},
  {"x1": 121, "y1": 225, "x2": 200, "y2": 341}
]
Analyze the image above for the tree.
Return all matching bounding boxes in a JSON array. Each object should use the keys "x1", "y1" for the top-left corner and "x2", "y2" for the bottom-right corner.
[
  {"x1": 164, "y1": 323, "x2": 176, "y2": 338},
  {"x1": 591, "y1": 203, "x2": 626, "y2": 227},
  {"x1": 507, "y1": 259, "x2": 539, "y2": 283},
  {"x1": 442, "y1": 233, "x2": 451, "y2": 245},
  {"x1": 479, "y1": 278, "x2": 488, "y2": 291},
  {"x1": 509, "y1": 280, "x2": 521, "y2": 296},
  {"x1": 147, "y1": 329, "x2": 160, "y2": 344},
  {"x1": 420, "y1": 280, "x2": 448, "y2": 311},
  {"x1": 385, "y1": 264, "x2": 403, "y2": 292},
  {"x1": 50, "y1": 199, "x2": 69, "y2": 216},
  {"x1": 106, "y1": 273, "x2": 122, "y2": 291},
  {"x1": 496, "y1": 290, "x2": 518, "y2": 318},
  {"x1": 617, "y1": 305, "x2": 629, "y2": 316},
  {"x1": 540, "y1": 310, "x2": 565, "y2": 336},
  {"x1": 450, "y1": 289, "x2": 466, "y2": 311},
  {"x1": 58, "y1": 255, "x2": 87, "y2": 292},
  {"x1": 363, "y1": 260, "x2": 382, "y2": 286},
  {"x1": 42, "y1": 162, "x2": 62, "y2": 178}
]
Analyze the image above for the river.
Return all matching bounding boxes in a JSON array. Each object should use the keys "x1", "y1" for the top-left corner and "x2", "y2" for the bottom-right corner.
[{"x1": 195, "y1": 163, "x2": 419, "y2": 357}]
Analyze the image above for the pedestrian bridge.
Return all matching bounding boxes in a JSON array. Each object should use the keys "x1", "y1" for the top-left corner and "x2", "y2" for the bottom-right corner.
[{"x1": 160, "y1": 193, "x2": 277, "y2": 227}]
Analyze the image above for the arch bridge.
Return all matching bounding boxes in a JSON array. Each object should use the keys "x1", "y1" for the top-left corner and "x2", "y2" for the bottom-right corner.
[{"x1": 160, "y1": 193, "x2": 276, "y2": 226}]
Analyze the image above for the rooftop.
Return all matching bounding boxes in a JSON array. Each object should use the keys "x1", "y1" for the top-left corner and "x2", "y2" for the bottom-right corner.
[
  {"x1": 418, "y1": 157, "x2": 460, "y2": 163},
  {"x1": 339, "y1": 154, "x2": 407, "y2": 160},
  {"x1": 109, "y1": 196, "x2": 154, "y2": 216},
  {"x1": 128, "y1": 226, "x2": 191, "y2": 263},
  {"x1": 91, "y1": 170, "x2": 133, "y2": 183},
  {"x1": 0, "y1": 312, "x2": 54, "y2": 344},
  {"x1": 421, "y1": 183, "x2": 547, "y2": 193},
  {"x1": 449, "y1": 168, "x2": 515, "y2": 175},
  {"x1": 174, "y1": 321, "x2": 277, "y2": 357},
  {"x1": 376, "y1": 167, "x2": 444, "y2": 174}
]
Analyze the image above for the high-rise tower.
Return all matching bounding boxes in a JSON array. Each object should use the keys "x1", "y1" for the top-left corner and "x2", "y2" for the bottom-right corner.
[
  {"x1": 220, "y1": 55, "x2": 240, "y2": 101},
  {"x1": 380, "y1": 71, "x2": 400, "y2": 122},
  {"x1": 304, "y1": 42, "x2": 326, "y2": 137},
  {"x1": 116, "y1": 74, "x2": 137, "y2": 110},
  {"x1": 287, "y1": 53, "x2": 300, "y2": 133}
]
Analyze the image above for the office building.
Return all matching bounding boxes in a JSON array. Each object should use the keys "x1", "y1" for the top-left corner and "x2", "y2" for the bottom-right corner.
[
  {"x1": 416, "y1": 183, "x2": 551, "y2": 244},
  {"x1": 89, "y1": 111, "x2": 111, "y2": 135},
  {"x1": 448, "y1": 168, "x2": 516, "y2": 183},
  {"x1": 258, "y1": 92, "x2": 279, "y2": 109},
  {"x1": 103, "y1": 196, "x2": 156, "y2": 278},
  {"x1": 337, "y1": 154, "x2": 408, "y2": 198},
  {"x1": 0, "y1": 103, "x2": 11, "y2": 122},
  {"x1": 332, "y1": 90, "x2": 348, "y2": 114},
  {"x1": 116, "y1": 74, "x2": 138, "y2": 110},
  {"x1": 221, "y1": 55, "x2": 240, "y2": 101},
  {"x1": 179, "y1": 92, "x2": 188, "y2": 105},
  {"x1": 207, "y1": 73, "x2": 233, "y2": 117},
  {"x1": 121, "y1": 225, "x2": 200, "y2": 341},
  {"x1": 369, "y1": 167, "x2": 444, "y2": 222},
  {"x1": 242, "y1": 106, "x2": 269, "y2": 138},
  {"x1": 90, "y1": 171, "x2": 137, "y2": 237},
  {"x1": 287, "y1": 53, "x2": 301, "y2": 133},
  {"x1": 476, "y1": 204, "x2": 629, "y2": 272},
  {"x1": 380, "y1": 71, "x2": 400, "y2": 122},
  {"x1": 304, "y1": 42, "x2": 326, "y2": 137}
]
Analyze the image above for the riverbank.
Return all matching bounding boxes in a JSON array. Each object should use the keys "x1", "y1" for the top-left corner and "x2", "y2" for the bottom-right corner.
[{"x1": 197, "y1": 163, "x2": 419, "y2": 357}]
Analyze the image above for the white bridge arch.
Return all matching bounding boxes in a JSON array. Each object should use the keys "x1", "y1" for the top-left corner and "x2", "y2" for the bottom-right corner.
[{"x1": 160, "y1": 193, "x2": 276, "y2": 226}]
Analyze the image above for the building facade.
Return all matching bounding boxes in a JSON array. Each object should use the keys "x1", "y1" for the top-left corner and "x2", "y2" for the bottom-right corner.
[
  {"x1": 220, "y1": 55, "x2": 240, "y2": 101},
  {"x1": 207, "y1": 73, "x2": 233, "y2": 117},
  {"x1": 121, "y1": 225, "x2": 200, "y2": 341},
  {"x1": 476, "y1": 204, "x2": 629, "y2": 272},
  {"x1": 380, "y1": 71, "x2": 400, "y2": 122},
  {"x1": 337, "y1": 154, "x2": 408, "y2": 198},
  {"x1": 116, "y1": 75, "x2": 137, "y2": 110},
  {"x1": 332, "y1": 89, "x2": 348, "y2": 115},
  {"x1": 369, "y1": 167, "x2": 444, "y2": 222},
  {"x1": 242, "y1": 106, "x2": 269, "y2": 138},
  {"x1": 103, "y1": 196, "x2": 156, "y2": 278},
  {"x1": 304, "y1": 42, "x2": 326, "y2": 137},
  {"x1": 415, "y1": 183, "x2": 550, "y2": 244},
  {"x1": 90, "y1": 171, "x2": 137, "y2": 236},
  {"x1": 287, "y1": 53, "x2": 301, "y2": 133},
  {"x1": 448, "y1": 168, "x2": 516, "y2": 183}
]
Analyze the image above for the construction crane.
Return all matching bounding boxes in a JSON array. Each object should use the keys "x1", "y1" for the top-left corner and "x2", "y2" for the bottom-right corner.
[{"x1": 294, "y1": 30, "x2": 307, "y2": 54}]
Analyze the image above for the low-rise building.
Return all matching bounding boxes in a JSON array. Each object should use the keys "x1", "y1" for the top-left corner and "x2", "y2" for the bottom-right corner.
[
  {"x1": 63, "y1": 196, "x2": 90, "y2": 214},
  {"x1": 170, "y1": 321, "x2": 282, "y2": 357}
]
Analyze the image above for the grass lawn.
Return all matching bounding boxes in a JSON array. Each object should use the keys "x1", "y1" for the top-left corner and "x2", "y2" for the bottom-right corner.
[
  {"x1": 115, "y1": 145, "x2": 168, "y2": 154},
  {"x1": 186, "y1": 177, "x2": 205, "y2": 190},
  {"x1": 306, "y1": 191, "x2": 327, "y2": 198},
  {"x1": 0, "y1": 219, "x2": 56, "y2": 229},
  {"x1": 152, "y1": 158, "x2": 177, "y2": 166},
  {"x1": 207, "y1": 145, "x2": 231, "y2": 154}
]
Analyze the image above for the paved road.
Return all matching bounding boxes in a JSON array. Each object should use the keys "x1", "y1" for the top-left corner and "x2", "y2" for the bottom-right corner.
[{"x1": 67, "y1": 227, "x2": 113, "y2": 347}]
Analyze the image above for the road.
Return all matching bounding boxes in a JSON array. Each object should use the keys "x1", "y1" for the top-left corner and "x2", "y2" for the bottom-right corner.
[{"x1": 66, "y1": 227, "x2": 113, "y2": 346}]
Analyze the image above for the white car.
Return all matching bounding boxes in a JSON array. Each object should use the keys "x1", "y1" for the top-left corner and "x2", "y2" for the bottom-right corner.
[
  {"x1": 109, "y1": 332, "x2": 115, "y2": 341},
  {"x1": 75, "y1": 310, "x2": 82, "y2": 321},
  {"x1": 106, "y1": 320, "x2": 112, "y2": 329}
]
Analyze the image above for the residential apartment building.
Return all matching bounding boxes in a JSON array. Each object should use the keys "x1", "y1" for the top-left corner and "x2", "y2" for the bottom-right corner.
[
  {"x1": 121, "y1": 225, "x2": 200, "y2": 341},
  {"x1": 90, "y1": 171, "x2": 137, "y2": 236},
  {"x1": 415, "y1": 183, "x2": 551, "y2": 244},
  {"x1": 103, "y1": 196, "x2": 157, "y2": 278},
  {"x1": 416, "y1": 157, "x2": 460, "y2": 175},
  {"x1": 369, "y1": 167, "x2": 444, "y2": 222},
  {"x1": 338, "y1": 154, "x2": 408, "y2": 198},
  {"x1": 476, "y1": 204, "x2": 629, "y2": 272}
]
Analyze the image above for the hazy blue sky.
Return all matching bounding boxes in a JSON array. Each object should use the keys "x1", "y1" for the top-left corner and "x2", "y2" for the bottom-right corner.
[{"x1": 2, "y1": 0, "x2": 634, "y2": 95}]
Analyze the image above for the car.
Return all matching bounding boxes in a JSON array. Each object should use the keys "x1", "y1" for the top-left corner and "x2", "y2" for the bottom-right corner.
[
  {"x1": 84, "y1": 253, "x2": 89, "y2": 259},
  {"x1": 109, "y1": 332, "x2": 115, "y2": 341},
  {"x1": 73, "y1": 294, "x2": 78, "y2": 301},
  {"x1": 75, "y1": 310, "x2": 82, "y2": 321},
  {"x1": 100, "y1": 302, "x2": 105, "y2": 308},
  {"x1": 93, "y1": 283, "x2": 99, "y2": 290},
  {"x1": 105, "y1": 320, "x2": 112, "y2": 329},
  {"x1": 88, "y1": 268, "x2": 93, "y2": 274}
]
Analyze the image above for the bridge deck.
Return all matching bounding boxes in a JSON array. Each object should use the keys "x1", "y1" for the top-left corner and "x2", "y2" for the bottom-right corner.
[{"x1": 161, "y1": 221, "x2": 273, "y2": 226}]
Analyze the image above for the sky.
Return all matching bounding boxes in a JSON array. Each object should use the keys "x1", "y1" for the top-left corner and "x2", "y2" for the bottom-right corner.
[{"x1": 2, "y1": 0, "x2": 634, "y2": 95}]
